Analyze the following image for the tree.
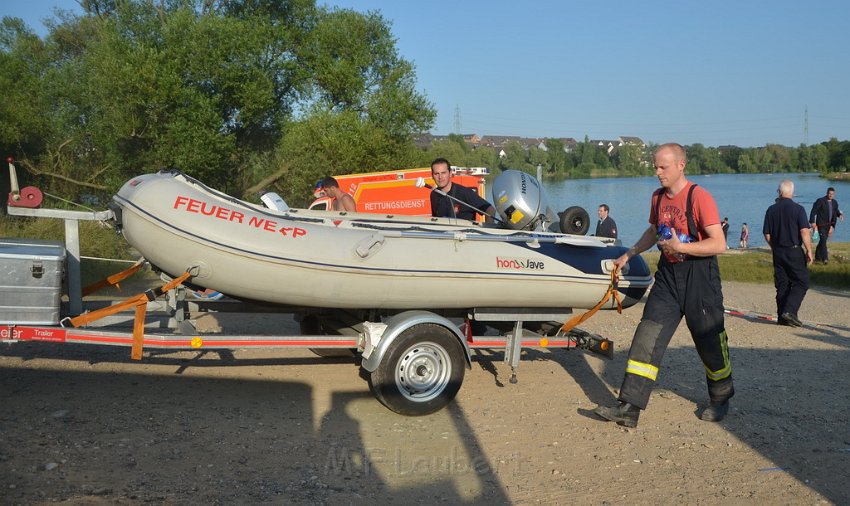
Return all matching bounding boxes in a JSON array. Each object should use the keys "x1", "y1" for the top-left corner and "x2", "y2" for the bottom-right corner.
[
  {"x1": 543, "y1": 138, "x2": 567, "y2": 175},
  {"x1": 822, "y1": 137, "x2": 850, "y2": 172},
  {"x1": 0, "y1": 1, "x2": 435, "y2": 200},
  {"x1": 613, "y1": 144, "x2": 642, "y2": 175},
  {"x1": 422, "y1": 137, "x2": 469, "y2": 169},
  {"x1": 499, "y1": 140, "x2": 532, "y2": 173},
  {"x1": 737, "y1": 153, "x2": 756, "y2": 173}
]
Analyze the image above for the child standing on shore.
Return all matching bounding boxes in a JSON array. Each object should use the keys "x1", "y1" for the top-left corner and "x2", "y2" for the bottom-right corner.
[{"x1": 739, "y1": 223, "x2": 749, "y2": 249}]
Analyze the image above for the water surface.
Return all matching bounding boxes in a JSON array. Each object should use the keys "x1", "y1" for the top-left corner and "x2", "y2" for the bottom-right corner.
[{"x1": 543, "y1": 173, "x2": 849, "y2": 248}]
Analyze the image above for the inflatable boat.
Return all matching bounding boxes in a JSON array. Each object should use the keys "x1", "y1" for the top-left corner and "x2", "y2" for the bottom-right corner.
[{"x1": 110, "y1": 170, "x2": 652, "y2": 310}]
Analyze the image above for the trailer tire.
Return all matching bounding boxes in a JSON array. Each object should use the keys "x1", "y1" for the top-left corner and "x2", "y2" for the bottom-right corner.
[{"x1": 368, "y1": 323, "x2": 465, "y2": 416}]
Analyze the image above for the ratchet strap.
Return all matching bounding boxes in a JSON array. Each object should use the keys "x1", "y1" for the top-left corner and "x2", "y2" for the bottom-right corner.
[
  {"x1": 559, "y1": 269, "x2": 622, "y2": 334},
  {"x1": 70, "y1": 271, "x2": 192, "y2": 360},
  {"x1": 81, "y1": 259, "x2": 147, "y2": 296}
]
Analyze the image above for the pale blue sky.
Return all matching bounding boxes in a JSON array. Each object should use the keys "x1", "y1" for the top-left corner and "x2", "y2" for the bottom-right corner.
[{"x1": 6, "y1": 0, "x2": 849, "y2": 147}]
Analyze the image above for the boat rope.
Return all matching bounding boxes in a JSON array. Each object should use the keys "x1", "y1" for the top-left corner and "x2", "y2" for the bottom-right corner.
[
  {"x1": 80, "y1": 256, "x2": 140, "y2": 264},
  {"x1": 558, "y1": 268, "x2": 623, "y2": 334},
  {"x1": 67, "y1": 270, "x2": 192, "y2": 360},
  {"x1": 724, "y1": 307, "x2": 850, "y2": 333},
  {"x1": 81, "y1": 258, "x2": 148, "y2": 296},
  {"x1": 44, "y1": 191, "x2": 98, "y2": 212}
]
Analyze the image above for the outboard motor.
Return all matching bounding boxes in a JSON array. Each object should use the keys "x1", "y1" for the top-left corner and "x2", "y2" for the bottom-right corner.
[{"x1": 491, "y1": 170, "x2": 559, "y2": 231}]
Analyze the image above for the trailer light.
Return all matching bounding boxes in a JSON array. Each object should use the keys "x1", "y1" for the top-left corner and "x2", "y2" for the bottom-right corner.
[{"x1": 191, "y1": 337, "x2": 203, "y2": 348}]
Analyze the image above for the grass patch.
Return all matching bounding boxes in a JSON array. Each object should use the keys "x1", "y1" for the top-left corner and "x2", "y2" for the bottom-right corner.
[
  {"x1": 1, "y1": 215, "x2": 133, "y2": 260},
  {"x1": 640, "y1": 242, "x2": 850, "y2": 290}
]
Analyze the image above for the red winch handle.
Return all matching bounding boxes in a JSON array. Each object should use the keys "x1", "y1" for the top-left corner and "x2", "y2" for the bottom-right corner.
[{"x1": 6, "y1": 157, "x2": 44, "y2": 208}]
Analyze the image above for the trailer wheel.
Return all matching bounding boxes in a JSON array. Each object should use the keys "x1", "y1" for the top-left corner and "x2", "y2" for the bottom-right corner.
[{"x1": 368, "y1": 323, "x2": 465, "y2": 416}]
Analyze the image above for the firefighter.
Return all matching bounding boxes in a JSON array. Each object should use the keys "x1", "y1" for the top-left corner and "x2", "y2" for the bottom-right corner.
[{"x1": 592, "y1": 143, "x2": 733, "y2": 428}]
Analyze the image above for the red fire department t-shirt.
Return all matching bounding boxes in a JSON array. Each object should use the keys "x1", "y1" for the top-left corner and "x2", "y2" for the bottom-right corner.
[{"x1": 649, "y1": 182, "x2": 720, "y2": 246}]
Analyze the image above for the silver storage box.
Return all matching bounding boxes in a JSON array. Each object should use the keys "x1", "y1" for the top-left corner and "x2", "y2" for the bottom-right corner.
[{"x1": 0, "y1": 238, "x2": 66, "y2": 325}]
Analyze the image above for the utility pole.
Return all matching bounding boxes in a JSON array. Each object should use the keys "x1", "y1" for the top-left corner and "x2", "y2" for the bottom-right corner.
[
  {"x1": 804, "y1": 106, "x2": 809, "y2": 146},
  {"x1": 453, "y1": 105, "x2": 462, "y2": 134}
]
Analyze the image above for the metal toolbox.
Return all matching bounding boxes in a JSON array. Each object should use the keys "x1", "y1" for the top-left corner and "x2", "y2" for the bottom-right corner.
[{"x1": 0, "y1": 238, "x2": 66, "y2": 325}]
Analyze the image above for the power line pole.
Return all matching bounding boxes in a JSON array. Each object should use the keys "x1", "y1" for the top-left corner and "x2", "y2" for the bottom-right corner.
[
  {"x1": 453, "y1": 105, "x2": 462, "y2": 134},
  {"x1": 804, "y1": 106, "x2": 809, "y2": 145}
]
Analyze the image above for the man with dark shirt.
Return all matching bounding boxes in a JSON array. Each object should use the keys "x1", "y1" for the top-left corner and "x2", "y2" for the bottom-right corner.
[
  {"x1": 809, "y1": 187, "x2": 844, "y2": 264},
  {"x1": 764, "y1": 180, "x2": 813, "y2": 327},
  {"x1": 429, "y1": 158, "x2": 495, "y2": 222},
  {"x1": 595, "y1": 204, "x2": 618, "y2": 238}
]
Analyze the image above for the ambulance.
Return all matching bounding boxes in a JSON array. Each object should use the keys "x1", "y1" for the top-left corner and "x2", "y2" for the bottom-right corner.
[{"x1": 309, "y1": 166, "x2": 489, "y2": 221}]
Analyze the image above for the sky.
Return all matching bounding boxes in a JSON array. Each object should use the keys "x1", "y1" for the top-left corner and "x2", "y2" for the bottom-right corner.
[{"x1": 6, "y1": 0, "x2": 850, "y2": 147}]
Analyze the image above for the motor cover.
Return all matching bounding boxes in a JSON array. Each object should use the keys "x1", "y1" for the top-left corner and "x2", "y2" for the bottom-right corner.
[{"x1": 491, "y1": 170, "x2": 557, "y2": 231}]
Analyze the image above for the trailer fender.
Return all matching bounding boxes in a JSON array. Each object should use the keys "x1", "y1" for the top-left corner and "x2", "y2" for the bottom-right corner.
[{"x1": 360, "y1": 310, "x2": 471, "y2": 373}]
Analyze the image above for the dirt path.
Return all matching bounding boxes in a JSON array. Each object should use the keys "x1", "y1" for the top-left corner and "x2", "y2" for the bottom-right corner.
[{"x1": 1, "y1": 281, "x2": 848, "y2": 504}]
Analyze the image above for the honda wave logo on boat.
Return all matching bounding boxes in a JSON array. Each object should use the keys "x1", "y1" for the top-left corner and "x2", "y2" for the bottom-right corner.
[{"x1": 496, "y1": 257, "x2": 544, "y2": 270}]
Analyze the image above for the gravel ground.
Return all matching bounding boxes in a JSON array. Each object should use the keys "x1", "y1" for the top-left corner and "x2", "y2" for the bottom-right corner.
[{"x1": 1, "y1": 280, "x2": 849, "y2": 505}]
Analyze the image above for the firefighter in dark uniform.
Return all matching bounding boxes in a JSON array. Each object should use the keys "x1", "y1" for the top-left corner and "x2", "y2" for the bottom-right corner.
[
  {"x1": 762, "y1": 180, "x2": 813, "y2": 327},
  {"x1": 595, "y1": 204, "x2": 618, "y2": 239},
  {"x1": 593, "y1": 143, "x2": 733, "y2": 428},
  {"x1": 429, "y1": 158, "x2": 495, "y2": 222}
]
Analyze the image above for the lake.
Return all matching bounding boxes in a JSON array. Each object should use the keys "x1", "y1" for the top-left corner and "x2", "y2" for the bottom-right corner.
[{"x1": 543, "y1": 173, "x2": 850, "y2": 248}]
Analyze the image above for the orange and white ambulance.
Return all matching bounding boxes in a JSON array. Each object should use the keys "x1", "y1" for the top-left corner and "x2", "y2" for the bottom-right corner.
[{"x1": 309, "y1": 166, "x2": 489, "y2": 220}]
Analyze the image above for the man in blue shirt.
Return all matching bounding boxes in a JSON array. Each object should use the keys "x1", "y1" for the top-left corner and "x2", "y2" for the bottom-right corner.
[
  {"x1": 429, "y1": 158, "x2": 495, "y2": 222},
  {"x1": 763, "y1": 180, "x2": 813, "y2": 327}
]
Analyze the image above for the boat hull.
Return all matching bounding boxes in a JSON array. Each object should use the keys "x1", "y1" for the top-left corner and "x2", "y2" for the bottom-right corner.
[{"x1": 112, "y1": 171, "x2": 652, "y2": 310}]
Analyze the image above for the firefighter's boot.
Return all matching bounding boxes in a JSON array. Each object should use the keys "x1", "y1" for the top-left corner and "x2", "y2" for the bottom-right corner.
[
  {"x1": 593, "y1": 401, "x2": 640, "y2": 428},
  {"x1": 699, "y1": 399, "x2": 730, "y2": 422}
]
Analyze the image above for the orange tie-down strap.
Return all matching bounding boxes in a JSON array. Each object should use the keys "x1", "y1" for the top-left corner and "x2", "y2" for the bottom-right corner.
[
  {"x1": 81, "y1": 259, "x2": 147, "y2": 296},
  {"x1": 560, "y1": 269, "x2": 622, "y2": 334},
  {"x1": 70, "y1": 271, "x2": 192, "y2": 360}
]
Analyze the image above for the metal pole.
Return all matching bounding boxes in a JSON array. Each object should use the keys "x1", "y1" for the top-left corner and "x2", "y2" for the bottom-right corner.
[{"x1": 64, "y1": 219, "x2": 83, "y2": 315}]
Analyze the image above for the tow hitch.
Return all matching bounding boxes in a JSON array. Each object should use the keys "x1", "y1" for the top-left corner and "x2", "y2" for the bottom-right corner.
[{"x1": 568, "y1": 328, "x2": 614, "y2": 360}]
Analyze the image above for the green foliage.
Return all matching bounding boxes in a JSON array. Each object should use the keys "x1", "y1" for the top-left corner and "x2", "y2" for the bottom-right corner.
[
  {"x1": 2, "y1": 0, "x2": 849, "y2": 213},
  {"x1": 0, "y1": 215, "x2": 133, "y2": 260},
  {"x1": 0, "y1": 0, "x2": 435, "y2": 202},
  {"x1": 822, "y1": 137, "x2": 850, "y2": 172},
  {"x1": 268, "y1": 109, "x2": 425, "y2": 207}
]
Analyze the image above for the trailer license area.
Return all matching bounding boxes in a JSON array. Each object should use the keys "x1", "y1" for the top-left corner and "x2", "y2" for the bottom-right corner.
[{"x1": 0, "y1": 326, "x2": 66, "y2": 342}]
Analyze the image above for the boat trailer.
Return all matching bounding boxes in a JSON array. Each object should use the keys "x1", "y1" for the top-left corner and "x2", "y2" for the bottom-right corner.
[{"x1": 2, "y1": 160, "x2": 614, "y2": 416}]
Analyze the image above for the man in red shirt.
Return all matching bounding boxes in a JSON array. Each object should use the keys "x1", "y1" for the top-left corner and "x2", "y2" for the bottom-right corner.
[{"x1": 593, "y1": 143, "x2": 733, "y2": 428}]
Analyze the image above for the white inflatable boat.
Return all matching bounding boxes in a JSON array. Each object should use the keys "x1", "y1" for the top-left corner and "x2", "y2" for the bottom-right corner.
[{"x1": 110, "y1": 170, "x2": 652, "y2": 310}]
